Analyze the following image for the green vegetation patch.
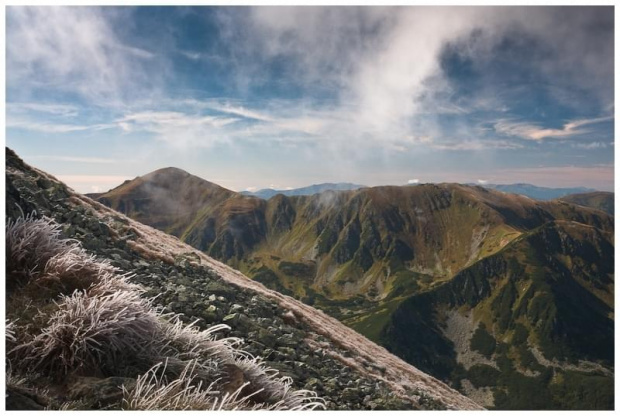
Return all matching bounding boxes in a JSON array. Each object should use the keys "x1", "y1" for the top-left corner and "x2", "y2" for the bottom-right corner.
[{"x1": 470, "y1": 323, "x2": 496, "y2": 358}]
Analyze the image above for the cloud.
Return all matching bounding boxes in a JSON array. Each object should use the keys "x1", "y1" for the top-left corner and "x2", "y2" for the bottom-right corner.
[
  {"x1": 210, "y1": 103, "x2": 275, "y2": 122},
  {"x1": 115, "y1": 111, "x2": 240, "y2": 148},
  {"x1": 431, "y1": 139, "x2": 523, "y2": 151},
  {"x1": 6, "y1": 7, "x2": 162, "y2": 104},
  {"x1": 477, "y1": 179, "x2": 489, "y2": 185},
  {"x1": 494, "y1": 116, "x2": 613, "y2": 141},
  {"x1": 571, "y1": 141, "x2": 609, "y2": 150},
  {"x1": 214, "y1": 6, "x2": 613, "y2": 151},
  {"x1": 25, "y1": 155, "x2": 120, "y2": 164},
  {"x1": 7, "y1": 118, "x2": 116, "y2": 133},
  {"x1": 8, "y1": 102, "x2": 79, "y2": 117},
  {"x1": 407, "y1": 179, "x2": 419, "y2": 184}
]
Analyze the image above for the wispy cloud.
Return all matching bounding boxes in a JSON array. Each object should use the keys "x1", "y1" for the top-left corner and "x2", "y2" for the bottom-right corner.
[
  {"x1": 25, "y1": 155, "x2": 120, "y2": 164},
  {"x1": 7, "y1": 118, "x2": 115, "y2": 133},
  {"x1": 494, "y1": 116, "x2": 613, "y2": 141},
  {"x1": 8, "y1": 102, "x2": 79, "y2": 117},
  {"x1": 210, "y1": 104, "x2": 275, "y2": 122},
  {"x1": 116, "y1": 111, "x2": 240, "y2": 148},
  {"x1": 7, "y1": 7, "x2": 161, "y2": 104},
  {"x1": 571, "y1": 141, "x2": 610, "y2": 150}
]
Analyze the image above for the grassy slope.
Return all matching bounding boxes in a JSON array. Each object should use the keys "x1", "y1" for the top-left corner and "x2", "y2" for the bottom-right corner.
[
  {"x1": 559, "y1": 191, "x2": 614, "y2": 216},
  {"x1": 379, "y1": 220, "x2": 614, "y2": 409}
]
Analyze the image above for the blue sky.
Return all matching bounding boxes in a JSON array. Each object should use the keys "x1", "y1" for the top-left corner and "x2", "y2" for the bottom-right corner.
[{"x1": 6, "y1": 6, "x2": 614, "y2": 193}]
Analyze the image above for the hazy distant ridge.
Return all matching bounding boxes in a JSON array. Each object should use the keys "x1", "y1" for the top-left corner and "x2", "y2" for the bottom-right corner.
[{"x1": 242, "y1": 183, "x2": 366, "y2": 199}]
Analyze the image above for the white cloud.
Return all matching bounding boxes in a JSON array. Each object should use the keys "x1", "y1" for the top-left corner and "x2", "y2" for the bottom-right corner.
[
  {"x1": 7, "y1": 118, "x2": 116, "y2": 133},
  {"x1": 7, "y1": 7, "x2": 161, "y2": 104},
  {"x1": 477, "y1": 179, "x2": 489, "y2": 185},
  {"x1": 8, "y1": 102, "x2": 79, "y2": 117},
  {"x1": 211, "y1": 103, "x2": 274, "y2": 122},
  {"x1": 26, "y1": 155, "x2": 119, "y2": 164},
  {"x1": 116, "y1": 111, "x2": 240, "y2": 148},
  {"x1": 494, "y1": 116, "x2": 613, "y2": 141},
  {"x1": 407, "y1": 179, "x2": 419, "y2": 184}
]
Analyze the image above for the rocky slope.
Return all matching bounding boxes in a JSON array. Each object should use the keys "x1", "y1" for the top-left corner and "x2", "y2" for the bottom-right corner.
[{"x1": 5, "y1": 147, "x2": 481, "y2": 410}]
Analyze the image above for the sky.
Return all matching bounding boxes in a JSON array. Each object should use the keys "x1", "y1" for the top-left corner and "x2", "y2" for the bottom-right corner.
[{"x1": 5, "y1": 6, "x2": 615, "y2": 193}]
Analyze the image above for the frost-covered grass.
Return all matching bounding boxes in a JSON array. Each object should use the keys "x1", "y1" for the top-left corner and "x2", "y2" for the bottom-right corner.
[{"x1": 6, "y1": 214, "x2": 324, "y2": 410}]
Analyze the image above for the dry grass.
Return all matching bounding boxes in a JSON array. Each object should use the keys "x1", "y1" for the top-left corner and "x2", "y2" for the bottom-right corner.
[
  {"x1": 6, "y1": 214, "x2": 324, "y2": 410},
  {"x1": 6, "y1": 214, "x2": 75, "y2": 291}
]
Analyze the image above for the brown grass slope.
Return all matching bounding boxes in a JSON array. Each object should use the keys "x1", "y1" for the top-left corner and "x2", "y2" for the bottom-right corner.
[{"x1": 94, "y1": 172, "x2": 613, "y2": 302}]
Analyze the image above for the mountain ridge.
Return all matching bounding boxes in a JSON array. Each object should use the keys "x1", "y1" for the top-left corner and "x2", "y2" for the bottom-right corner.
[
  {"x1": 5, "y1": 147, "x2": 481, "y2": 410},
  {"x1": 91, "y1": 164, "x2": 614, "y2": 409}
]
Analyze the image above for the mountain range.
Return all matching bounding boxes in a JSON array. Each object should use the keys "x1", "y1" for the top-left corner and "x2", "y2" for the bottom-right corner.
[
  {"x1": 241, "y1": 183, "x2": 366, "y2": 199},
  {"x1": 476, "y1": 183, "x2": 598, "y2": 201},
  {"x1": 91, "y1": 166, "x2": 614, "y2": 409}
]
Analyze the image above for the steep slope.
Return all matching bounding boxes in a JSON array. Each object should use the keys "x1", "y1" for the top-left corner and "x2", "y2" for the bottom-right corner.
[
  {"x1": 5, "y1": 147, "x2": 481, "y2": 410},
  {"x1": 559, "y1": 191, "x2": 614, "y2": 216},
  {"x1": 242, "y1": 183, "x2": 366, "y2": 199},
  {"x1": 95, "y1": 167, "x2": 268, "y2": 261},
  {"x1": 380, "y1": 219, "x2": 614, "y2": 409}
]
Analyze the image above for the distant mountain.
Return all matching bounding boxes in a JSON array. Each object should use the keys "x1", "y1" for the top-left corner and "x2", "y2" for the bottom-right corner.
[
  {"x1": 559, "y1": 192, "x2": 614, "y2": 216},
  {"x1": 242, "y1": 183, "x2": 366, "y2": 199},
  {"x1": 93, "y1": 169, "x2": 614, "y2": 409},
  {"x1": 475, "y1": 183, "x2": 597, "y2": 200}
]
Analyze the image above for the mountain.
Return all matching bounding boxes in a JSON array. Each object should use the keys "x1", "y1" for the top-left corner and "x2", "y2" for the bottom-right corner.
[
  {"x1": 93, "y1": 167, "x2": 614, "y2": 409},
  {"x1": 5, "y1": 147, "x2": 480, "y2": 410},
  {"x1": 477, "y1": 183, "x2": 597, "y2": 200},
  {"x1": 559, "y1": 192, "x2": 614, "y2": 216},
  {"x1": 381, "y1": 219, "x2": 614, "y2": 409},
  {"x1": 242, "y1": 183, "x2": 366, "y2": 199}
]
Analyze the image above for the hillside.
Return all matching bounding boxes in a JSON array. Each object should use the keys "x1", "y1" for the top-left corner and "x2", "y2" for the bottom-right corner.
[
  {"x1": 5, "y1": 147, "x2": 481, "y2": 410},
  {"x1": 380, "y1": 219, "x2": 614, "y2": 409},
  {"x1": 480, "y1": 183, "x2": 597, "y2": 200},
  {"x1": 242, "y1": 183, "x2": 366, "y2": 199},
  {"x1": 559, "y1": 192, "x2": 614, "y2": 216},
  {"x1": 92, "y1": 166, "x2": 614, "y2": 409}
]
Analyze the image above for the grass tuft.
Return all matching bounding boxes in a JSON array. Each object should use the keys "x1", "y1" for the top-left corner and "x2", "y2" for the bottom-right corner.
[{"x1": 6, "y1": 214, "x2": 325, "y2": 409}]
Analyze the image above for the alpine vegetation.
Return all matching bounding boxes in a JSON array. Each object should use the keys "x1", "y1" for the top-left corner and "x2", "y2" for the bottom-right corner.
[{"x1": 5, "y1": 214, "x2": 324, "y2": 410}]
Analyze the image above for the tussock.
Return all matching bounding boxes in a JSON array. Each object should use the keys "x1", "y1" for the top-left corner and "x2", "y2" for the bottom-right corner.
[
  {"x1": 6, "y1": 214, "x2": 75, "y2": 290},
  {"x1": 6, "y1": 214, "x2": 324, "y2": 410},
  {"x1": 14, "y1": 290, "x2": 162, "y2": 376}
]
